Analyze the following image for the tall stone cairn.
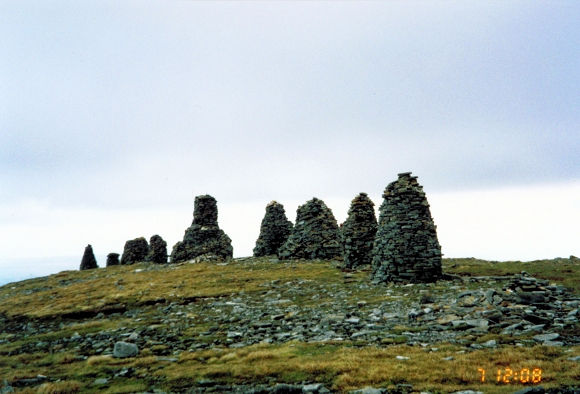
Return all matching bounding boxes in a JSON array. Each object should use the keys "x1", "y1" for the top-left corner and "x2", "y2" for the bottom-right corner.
[
  {"x1": 372, "y1": 172, "x2": 442, "y2": 283},
  {"x1": 80, "y1": 244, "x2": 98, "y2": 270},
  {"x1": 253, "y1": 201, "x2": 293, "y2": 257},
  {"x1": 278, "y1": 197, "x2": 342, "y2": 260},
  {"x1": 146, "y1": 234, "x2": 168, "y2": 264},
  {"x1": 106, "y1": 253, "x2": 120, "y2": 267},
  {"x1": 170, "y1": 195, "x2": 233, "y2": 263},
  {"x1": 120, "y1": 237, "x2": 149, "y2": 265},
  {"x1": 342, "y1": 193, "x2": 378, "y2": 269}
]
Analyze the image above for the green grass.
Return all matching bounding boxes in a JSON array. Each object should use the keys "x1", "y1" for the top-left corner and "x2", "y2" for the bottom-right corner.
[{"x1": 0, "y1": 255, "x2": 578, "y2": 392}]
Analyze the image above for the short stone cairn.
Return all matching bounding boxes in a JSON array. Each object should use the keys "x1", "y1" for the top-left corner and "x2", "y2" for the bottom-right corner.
[
  {"x1": 146, "y1": 234, "x2": 168, "y2": 264},
  {"x1": 80, "y1": 244, "x2": 98, "y2": 270},
  {"x1": 278, "y1": 197, "x2": 342, "y2": 260},
  {"x1": 170, "y1": 195, "x2": 233, "y2": 263},
  {"x1": 342, "y1": 193, "x2": 377, "y2": 269},
  {"x1": 106, "y1": 253, "x2": 120, "y2": 267},
  {"x1": 372, "y1": 172, "x2": 442, "y2": 283},
  {"x1": 120, "y1": 237, "x2": 149, "y2": 265},
  {"x1": 253, "y1": 201, "x2": 293, "y2": 257}
]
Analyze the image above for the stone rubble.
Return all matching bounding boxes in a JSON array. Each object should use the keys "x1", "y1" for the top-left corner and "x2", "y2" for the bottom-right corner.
[
  {"x1": 146, "y1": 234, "x2": 168, "y2": 264},
  {"x1": 106, "y1": 253, "x2": 120, "y2": 267},
  {"x1": 253, "y1": 201, "x2": 293, "y2": 257},
  {"x1": 341, "y1": 193, "x2": 377, "y2": 269},
  {"x1": 170, "y1": 195, "x2": 233, "y2": 263},
  {"x1": 278, "y1": 198, "x2": 342, "y2": 260},
  {"x1": 120, "y1": 237, "x2": 149, "y2": 265},
  {"x1": 372, "y1": 172, "x2": 442, "y2": 283},
  {"x1": 79, "y1": 244, "x2": 98, "y2": 271}
]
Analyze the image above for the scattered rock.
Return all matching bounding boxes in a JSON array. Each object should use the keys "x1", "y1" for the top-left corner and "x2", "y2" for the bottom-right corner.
[
  {"x1": 113, "y1": 341, "x2": 138, "y2": 358},
  {"x1": 253, "y1": 201, "x2": 293, "y2": 257},
  {"x1": 146, "y1": 234, "x2": 168, "y2": 264},
  {"x1": 170, "y1": 195, "x2": 233, "y2": 263},
  {"x1": 106, "y1": 253, "x2": 120, "y2": 267},
  {"x1": 120, "y1": 237, "x2": 149, "y2": 265},
  {"x1": 278, "y1": 197, "x2": 342, "y2": 260},
  {"x1": 79, "y1": 244, "x2": 98, "y2": 271},
  {"x1": 342, "y1": 193, "x2": 378, "y2": 269},
  {"x1": 372, "y1": 172, "x2": 442, "y2": 283}
]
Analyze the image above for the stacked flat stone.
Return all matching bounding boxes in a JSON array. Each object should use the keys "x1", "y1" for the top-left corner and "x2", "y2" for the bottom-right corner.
[
  {"x1": 80, "y1": 244, "x2": 98, "y2": 270},
  {"x1": 372, "y1": 172, "x2": 442, "y2": 283},
  {"x1": 106, "y1": 253, "x2": 120, "y2": 267},
  {"x1": 170, "y1": 195, "x2": 233, "y2": 263},
  {"x1": 120, "y1": 237, "x2": 149, "y2": 265},
  {"x1": 278, "y1": 197, "x2": 342, "y2": 260},
  {"x1": 342, "y1": 193, "x2": 377, "y2": 269},
  {"x1": 253, "y1": 201, "x2": 293, "y2": 257},
  {"x1": 146, "y1": 234, "x2": 168, "y2": 264}
]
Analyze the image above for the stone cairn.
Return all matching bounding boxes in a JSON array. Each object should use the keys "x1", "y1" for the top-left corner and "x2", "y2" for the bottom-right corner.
[
  {"x1": 106, "y1": 253, "x2": 120, "y2": 267},
  {"x1": 146, "y1": 234, "x2": 168, "y2": 264},
  {"x1": 79, "y1": 244, "x2": 98, "y2": 270},
  {"x1": 120, "y1": 237, "x2": 149, "y2": 265},
  {"x1": 170, "y1": 195, "x2": 233, "y2": 263},
  {"x1": 342, "y1": 193, "x2": 378, "y2": 269},
  {"x1": 253, "y1": 201, "x2": 293, "y2": 257},
  {"x1": 278, "y1": 197, "x2": 342, "y2": 260},
  {"x1": 372, "y1": 172, "x2": 442, "y2": 283}
]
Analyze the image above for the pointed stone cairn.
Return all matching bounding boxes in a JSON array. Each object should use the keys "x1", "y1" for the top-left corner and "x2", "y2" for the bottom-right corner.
[
  {"x1": 372, "y1": 172, "x2": 442, "y2": 283},
  {"x1": 278, "y1": 197, "x2": 342, "y2": 260},
  {"x1": 80, "y1": 244, "x2": 98, "y2": 270},
  {"x1": 106, "y1": 253, "x2": 120, "y2": 267},
  {"x1": 253, "y1": 201, "x2": 293, "y2": 257},
  {"x1": 342, "y1": 193, "x2": 378, "y2": 269},
  {"x1": 146, "y1": 234, "x2": 168, "y2": 264},
  {"x1": 170, "y1": 195, "x2": 233, "y2": 263},
  {"x1": 120, "y1": 237, "x2": 149, "y2": 265}
]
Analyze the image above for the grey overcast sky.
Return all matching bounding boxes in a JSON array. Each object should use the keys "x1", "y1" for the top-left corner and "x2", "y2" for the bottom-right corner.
[{"x1": 1, "y1": 1, "x2": 579, "y2": 285}]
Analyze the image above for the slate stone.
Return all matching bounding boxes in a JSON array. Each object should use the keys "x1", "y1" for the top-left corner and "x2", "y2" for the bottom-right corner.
[
  {"x1": 80, "y1": 244, "x2": 98, "y2": 271},
  {"x1": 342, "y1": 193, "x2": 378, "y2": 269},
  {"x1": 170, "y1": 195, "x2": 233, "y2": 263},
  {"x1": 146, "y1": 234, "x2": 168, "y2": 264},
  {"x1": 253, "y1": 201, "x2": 293, "y2": 257},
  {"x1": 106, "y1": 253, "x2": 120, "y2": 267},
  {"x1": 113, "y1": 341, "x2": 138, "y2": 358},
  {"x1": 120, "y1": 237, "x2": 149, "y2": 265},
  {"x1": 372, "y1": 172, "x2": 442, "y2": 283},
  {"x1": 278, "y1": 197, "x2": 342, "y2": 260}
]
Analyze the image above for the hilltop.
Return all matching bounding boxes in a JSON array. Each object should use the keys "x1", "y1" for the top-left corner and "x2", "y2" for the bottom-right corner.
[{"x1": 0, "y1": 257, "x2": 579, "y2": 393}]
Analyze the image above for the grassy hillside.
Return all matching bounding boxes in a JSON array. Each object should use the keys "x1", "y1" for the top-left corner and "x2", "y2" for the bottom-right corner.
[{"x1": 0, "y1": 257, "x2": 578, "y2": 393}]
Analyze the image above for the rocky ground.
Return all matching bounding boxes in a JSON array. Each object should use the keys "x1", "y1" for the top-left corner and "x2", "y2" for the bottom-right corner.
[{"x1": 0, "y1": 257, "x2": 579, "y2": 393}]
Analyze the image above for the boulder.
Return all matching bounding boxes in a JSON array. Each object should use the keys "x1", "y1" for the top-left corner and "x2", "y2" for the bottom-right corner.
[
  {"x1": 372, "y1": 172, "x2": 442, "y2": 283},
  {"x1": 120, "y1": 237, "x2": 149, "y2": 265},
  {"x1": 79, "y1": 244, "x2": 98, "y2": 271},
  {"x1": 113, "y1": 341, "x2": 138, "y2": 358},
  {"x1": 342, "y1": 193, "x2": 377, "y2": 269},
  {"x1": 170, "y1": 195, "x2": 233, "y2": 263},
  {"x1": 278, "y1": 197, "x2": 342, "y2": 260},
  {"x1": 253, "y1": 201, "x2": 293, "y2": 257}
]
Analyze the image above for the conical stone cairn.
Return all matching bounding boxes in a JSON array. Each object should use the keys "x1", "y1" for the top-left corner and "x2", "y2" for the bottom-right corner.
[
  {"x1": 146, "y1": 234, "x2": 168, "y2": 264},
  {"x1": 80, "y1": 244, "x2": 98, "y2": 270},
  {"x1": 278, "y1": 197, "x2": 342, "y2": 260},
  {"x1": 253, "y1": 201, "x2": 293, "y2": 257},
  {"x1": 342, "y1": 193, "x2": 377, "y2": 269},
  {"x1": 372, "y1": 172, "x2": 442, "y2": 283},
  {"x1": 170, "y1": 195, "x2": 233, "y2": 263},
  {"x1": 120, "y1": 237, "x2": 149, "y2": 265}
]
